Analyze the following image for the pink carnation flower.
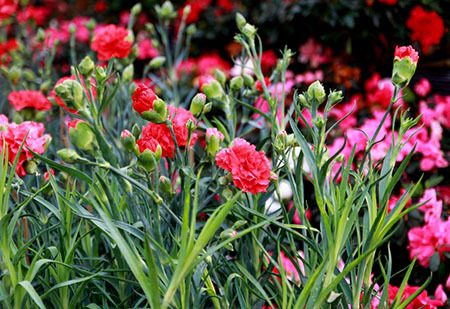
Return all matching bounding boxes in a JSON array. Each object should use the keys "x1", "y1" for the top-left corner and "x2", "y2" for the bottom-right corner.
[
  {"x1": 414, "y1": 78, "x2": 431, "y2": 97},
  {"x1": 216, "y1": 138, "x2": 271, "y2": 194}
]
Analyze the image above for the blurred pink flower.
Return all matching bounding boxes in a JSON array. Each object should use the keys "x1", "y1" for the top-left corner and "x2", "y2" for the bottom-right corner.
[{"x1": 414, "y1": 78, "x2": 431, "y2": 97}]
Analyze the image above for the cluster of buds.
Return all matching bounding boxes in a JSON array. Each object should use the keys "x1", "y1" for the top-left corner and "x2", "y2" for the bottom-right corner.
[
  {"x1": 54, "y1": 79, "x2": 86, "y2": 112},
  {"x1": 120, "y1": 129, "x2": 162, "y2": 172}
]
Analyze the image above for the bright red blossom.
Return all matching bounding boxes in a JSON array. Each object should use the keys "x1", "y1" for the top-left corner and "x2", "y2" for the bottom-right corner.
[
  {"x1": 91, "y1": 24, "x2": 132, "y2": 61},
  {"x1": 255, "y1": 77, "x2": 271, "y2": 92},
  {"x1": 394, "y1": 45, "x2": 419, "y2": 63},
  {"x1": 8, "y1": 90, "x2": 52, "y2": 111},
  {"x1": 0, "y1": 0, "x2": 18, "y2": 21},
  {"x1": 406, "y1": 6, "x2": 444, "y2": 54},
  {"x1": 216, "y1": 138, "x2": 272, "y2": 194},
  {"x1": 132, "y1": 84, "x2": 158, "y2": 115}
]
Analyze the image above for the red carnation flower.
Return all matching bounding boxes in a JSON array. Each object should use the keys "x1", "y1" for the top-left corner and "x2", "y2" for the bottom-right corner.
[
  {"x1": 132, "y1": 84, "x2": 158, "y2": 115},
  {"x1": 394, "y1": 45, "x2": 419, "y2": 63},
  {"x1": 0, "y1": 0, "x2": 18, "y2": 21},
  {"x1": 137, "y1": 106, "x2": 197, "y2": 158},
  {"x1": 91, "y1": 24, "x2": 132, "y2": 61},
  {"x1": 0, "y1": 115, "x2": 51, "y2": 177},
  {"x1": 255, "y1": 77, "x2": 271, "y2": 93},
  {"x1": 216, "y1": 138, "x2": 271, "y2": 194},
  {"x1": 50, "y1": 75, "x2": 97, "y2": 113},
  {"x1": 8, "y1": 90, "x2": 52, "y2": 111},
  {"x1": 406, "y1": 6, "x2": 444, "y2": 54}
]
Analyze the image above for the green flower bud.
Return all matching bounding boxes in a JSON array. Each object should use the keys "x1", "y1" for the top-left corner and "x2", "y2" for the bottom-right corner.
[
  {"x1": 273, "y1": 130, "x2": 288, "y2": 153},
  {"x1": 190, "y1": 93, "x2": 206, "y2": 117},
  {"x1": 313, "y1": 114, "x2": 324, "y2": 129},
  {"x1": 24, "y1": 160, "x2": 38, "y2": 175},
  {"x1": 23, "y1": 69, "x2": 35, "y2": 81},
  {"x1": 214, "y1": 69, "x2": 226, "y2": 86},
  {"x1": 122, "y1": 64, "x2": 134, "y2": 82},
  {"x1": 95, "y1": 66, "x2": 107, "y2": 82},
  {"x1": 138, "y1": 145, "x2": 162, "y2": 171},
  {"x1": 57, "y1": 148, "x2": 83, "y2": 164},
  {"x1": 69, "y1": 23, "x2": 76, "y2": 34},
  {"x1": 186, "y1": 119, "x2": 196, "y2": 136},
  {"x1": 159, "y1": 176, "x2": 174, "y2": 196},
  {"x1": 157, "y1": 1, "x2": 176, "y2": 20},
  {"x1": 220, "y1": 228, "x2": 238, "y2": 240},
  {"x1": 186, "y1": 24, "x2": 196, "y2": 36},
  {"x1": 392, "y1": 46, "x2": 419, "y2": 89},
  {"x1": 242, "y1": 23, "x2": 257, "y2": 40},
  {"x1": 8, "y1": 66, "x2": 21, "y2": 85},
  {"x1": 199, "y1": 76, "x2": 223, "y2": 100},
  {"x1": 243, "y1": 74, "x2": 254, "y2": 87},
  {"x1": 79, "y1": 56, "x2": 95, "y2": 79},
  {"x1": 203, "y1": 102, "x2": 212, "y2": 113},
  {"x1": 298, "y1": 94, "x2": 309, "y2": 108},
  {"x1": 222, "y1": 188, "x2": 234, "y2": 200},
  {"x1": 235, "y1": 12, "x2": 247, "y2": 31},
  {"x1": 232, "y1": 220, "x2": 247, "y2": 229},
  {"x1": 36, "y1": 28, "x2": 46, "y2": 42},
  {"x1": 205, "y1": 128, "x2": 224, "y2": 158},
  {"x1": 68, "y1": 120, "x2": 98, "y2": 153},
  {"x1": 307, "y1": 80, "x2": 326, "y2": 105},
  {"x1": 183, "y1": 5, "x2": 191, "y2": 17},
  {"x1": 132, "y1": 123, "x2": 141, "y2": 138},
  {"x1": 328, "y1": 90, "x2": 343, "y2": 104},
  {"x1": 141, "y1": 98, "x2": 169, "y2": 124},
  {"x1": 86, "y1": 18, "x2": 96, "y2": 32},
  {"x1": 230, "y1": 76, "x2": 244, "y2": 91},
  {"x1": 39, "y1": 80, "x2": 52, "y2": 92},
  {"x1": 149, "y1": 56, "x2": 166, "y2": 69},
  {"x1": 55, "y1": 79, "x2": 85, "y2": 111},
  {"x1": 145, "y1": 23, "x2": 155, "y2": 36},
  {"x1": 121, "y1": 130, "x2": 136, "y2": 152},
  {"x1": 131, "y1": 3, "x2": 142, "y2": 16},
  {"x1": 218, "y1": 176, "x2": 228, "y2": 186}
]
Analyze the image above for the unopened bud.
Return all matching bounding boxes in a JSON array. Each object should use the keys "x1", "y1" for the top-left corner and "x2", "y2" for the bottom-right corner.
[
  {"x1": 183, "y1": 5, "x2": 191, "y2": 17},
  {"x1": 206, "y1": 127, "x2": 224, "y2": 158},
  {"x1": 138, "y1": 145, "x2": 162, "y2": 171},
  {"x1": 203, "y1": 102, "x2": 212, "y2": 113},
  {"x1": 132, "y1": 123, "x2": 141, "y2": 138},
  {"x1": 79, "y1": 56, "x2": 95, "y2": 79},
  {"x1": 140, "y1": 98, "x2": 169, "y2": 124},
  {"x1": 159, "y1": 176, "x2": 173, "y2": 196},
  {"x1": 314, "y1": 114, "x2": 324, "y2": 128},
  {"x1": 235, "y1": 13, "x2": 246, "y2": 31},
  {"x1": 121, "y1": 129, "x2": 136, "y2": 151},
  {"x1": 24, "y1": 160, "x2": 38, "y2": 174},
  {"x1": 149, "y1": 56, "x2": 166, "y2": 69},
  {"x1": 157, "y1": 1, "x2": 176, "y2": 20},
  {"x1": 298, "y1": 94, "x2": 309, "y2": 108},
  {"x1": 274, "y1": 130, "x2": 288, "y2": 153},
  {"x1": 186, "y1": 24, "x2": 196, "y2": 36},
  {"x1": 222, "y1": 188, "x2": 234, "y2": 200},
  {"x1": 68, "y1": 120, "x2": 98, "y2": 154},
  {"x1": 242, "y1": 23, "x2": 257, "y2": 40},
  {"x1": 232, "y1": 220, "x2": 247, "y2": 229},
  {"x1": 220, "y1": 228, "x2": 238, "y2": 240},
  {"x1": 214, "y1": 69, "x2": 226, "y2": 86},
  {"x1": 218, "y1": 176, "x2": 228, "y2": 186},
  {"x1": 131, "y1": 3, "x2": 142, "y2": 16},
  {"x1": 328, "y1": 90, "x2": 343, "y2": 104},
  {"x1": 230, "y1": 76, "x2": 244, "y2": 91},
  {"x1": 57, "y1": 148, "x2": 83, "y2": 164},
  {"x1": 95, "y1": 66, "x2": 107, "y2": 82},
  {"x1": 307, "y1": 80, "x2": 326, "y2": 105},
  {"x1": 122, "y1": 64, "x2": 134, "y2": 82},
  {"x1": 243, "y1": 74, "x2": 254, "y2": 87},
  {"x1": 190, "y1": 93, "x2": 206, "y2": 117},
  {"x1": 55, "y1": 79, "x2": 85, "y2": 111}
]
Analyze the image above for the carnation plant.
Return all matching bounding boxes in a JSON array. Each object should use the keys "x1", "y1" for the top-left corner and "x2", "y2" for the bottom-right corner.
[{"x1": 0, "y1": 2, "x2": 443, "y2": 309}]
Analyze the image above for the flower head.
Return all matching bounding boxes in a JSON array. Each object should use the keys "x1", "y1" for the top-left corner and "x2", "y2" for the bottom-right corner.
[
  {"x1": 8, "y1": 90, "x2": 52, "y2": 111},
  {"x1": 216, "y1": 138, "x2": 271, "y2": 194},
  {"x1": 406, "y1": 6, "x2": 444, "y2": 54},
  {"x1": 91, "y1": 24, "x2": 132, "y2": 61}
]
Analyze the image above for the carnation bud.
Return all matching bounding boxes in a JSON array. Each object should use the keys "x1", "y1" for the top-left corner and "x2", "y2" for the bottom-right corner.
[
  {"x1": 159, "y1": 175, "x2": 174, "y2": 196},
  {"x1": 141, "y1": 98, "x2": 169, "y2": 124},
  {"x1": 243, "y1": 74, "x2": 254, "y2": 87},
  {"x1": 24, "y1": 160, "x2": 38, "y2": 175},
  {"x1": 242, "y1": 23, "x2": 257, "y2": 40},
  {"x1": 121, "y1": 129, "x2": 136, "y2": 151},
  {"x1": 86, "y1": 18, "x2": 96, "y2": 32},
  {"x1": 186, "y1": 24, "x2": 196, "y2": 36},
  {"x1": 152, "y1": 40, "x2": 160, "y2": 49},
  {"x1": 95, "y1": 66, "x2": 107, "y2": 82},
  {"x1": 222, "y1": 188, "x2": 234, "y2": 200},
  {"x1": 36, "y1": 28, "x2": 46, "y2": 42},
  {"x1": 186, "y1": 119, "x2": 196, "y2": 136},
  {"x1": 203, "y1": 102, "x2": 212, "y2": 113},
  {"x1": 218, "y1": 176, "x2": 228, "y2": 186},
  {"x1": 214, "y1": 69, "x2": 226, "y2": 86},
  {"x1": 232, "y1": 220, "x2": 247, "y2": 229},
  {"x1": 131, "y1": 3, "x2": 142, "y2": 16},
  {"x1": 69, "y1": 23, "x2": 76, "y2": 35},
  {"x1": 57, "y1": 148, "x2": 84, "y2": 164},
  {"x1": 183, "y1": 5, "x2": 191, "y2": 17},
  {"x1": 157, "y1": 1, "x2": 176, "y2": 20},
  {"x1": 138, "y1": 145, "x2": 162, "y2": 171},
  {"x1": 149, "y1": 56, "x2": 166, "y2": 69},
  {"x1": 145, "y1": 23, "x2": 155, "y2": 36},
  {"x1": 206, "y1": 127, "x2": 224, "y2": 158},
  {"x1": 23, "y1": 69, "x2": 35, "y2": 81},
  {"x1": 199, "y1": 75, "x2": 223, "y2": 99},
  {"x1": 122, "y1": 64, "x2": 134, "y2": 82},
  {"x1": 190, "y1": 93, "x2": 206, "y2": 117},
  {"x1": 40, "y1": 80, "x2": 52, "y2": 92},
  {"x1": 68, "y1": 120, "x2": 98, "y2": 154},
  {"x1": 399, "y1": 113, "x2": 420, "y2": 133},
  {"x1": 235, "y1": 13, "x2": 247, "y2": 31},
  {"x1": 132, "y1": 123, "x2": 141, "y2": 138},
  {"x1": 298, "y1": 94, "x2": 309, "y2": 108},
  {"x1": 79, "y1": 56, "x2": 95, "y2": 79},
  {"x1": 8, "y1": 66, "x2": 21, "y2": 85},
  {"x1": 55, "y1": 79, "x2": 85, "y2": 111},
  {"x1": 274, "y1": 130, "x2": 288, "y2": 153},
  {"x1": 392, "y1": 45, "x2": 419, "y2": 89},
  {"x1": 220, "y1": 228, "x2": 238, "y2": 240},
  {"x1": 328, "y1": 90, "x2": 343, "y2": 104},
  {"x1": 230, "y1": 76, "x2": 244, "y2": 91},
  {"x1": 307, "y1": 80, "x2": 326, "y2": 105},
  {"x1": 313, "y1": 114, "x2": 324, "y2": 129}
]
